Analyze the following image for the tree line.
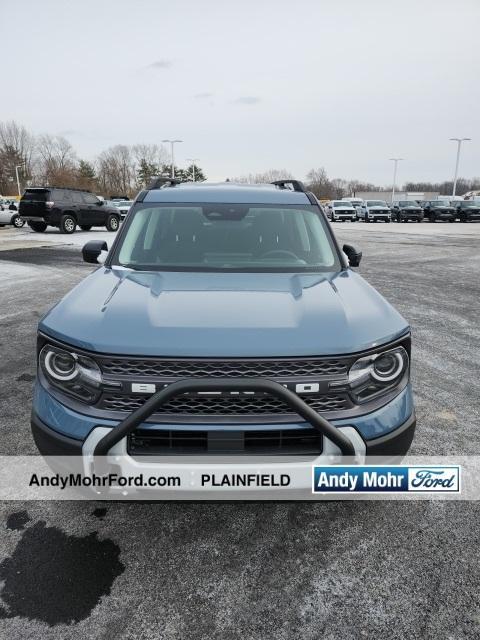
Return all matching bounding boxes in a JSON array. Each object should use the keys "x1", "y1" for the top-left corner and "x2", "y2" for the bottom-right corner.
[
  {"x1": 236, "y1": 168, "x2": 480, "y2": 199},
  {"x1": 2, "y1": 120, "x2": 478, "y2": 199},
  {"x1": 0, "y1": 120, "x2": 206, "y2": 197}
]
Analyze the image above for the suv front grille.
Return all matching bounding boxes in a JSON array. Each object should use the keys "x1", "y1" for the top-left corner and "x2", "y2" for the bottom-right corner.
[
  {"x1": 100, "y1": 392, "x2": 350, "y2": 415},
  {"x1": 99, "y1": 356, "x2": 348, "y2": 379}
]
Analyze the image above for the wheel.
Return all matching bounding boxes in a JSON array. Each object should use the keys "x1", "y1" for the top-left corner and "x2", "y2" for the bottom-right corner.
[
  {"x1": 60, "y1": 214, "x2": 77, "y2": 234},
  {"x1": 386, "y1": 219, "x2": 391, "y2": 223},
  {"x1": 461, "y1": 215, "x2": 467, "y2": 223},
  {"x1": 12, "y1": 215, "x2": 25, "y2": 228},
  {"x1": 449, "y1": 218, "x2": 455, "y2": 223},
  {"x1": 106, "y1": 214, "x2": 120, "y2": 232},
  {"x1": 417, "y1": 219, "x2": 422, "y2": 223},
  {"x1": 80, "y1": 225, "x2": 92, "y2": 231},
  {"x1": 28, "y1": 220, "x2": 47, "y2": 233}
]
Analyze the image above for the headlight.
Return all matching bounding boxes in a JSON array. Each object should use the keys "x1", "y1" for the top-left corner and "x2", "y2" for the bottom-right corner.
[
  {"x1": 39, "y1": 345, "x2": 102, "y2": 403},
  {"x1": 348, "y1": 346, "x2": 409, "y2": 403},
  {"x1": 372, "y1": 351, "x2": 404, "y2": 381}
]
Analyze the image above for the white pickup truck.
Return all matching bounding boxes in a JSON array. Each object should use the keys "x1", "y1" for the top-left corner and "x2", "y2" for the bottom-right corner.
[
  {"x1": 357, "y1": 200, "x2": 391, "y2": 223},
  {"x1": 325, "y1": 200, "x2": 357, "y2": 222}
]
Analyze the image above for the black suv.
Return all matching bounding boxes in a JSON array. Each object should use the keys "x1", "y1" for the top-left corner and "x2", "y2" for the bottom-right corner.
[
  {"x1": 19, "y1": 187, "x2": 121, "y2": 234},
  {"x1": 420, "y1": 200, "x2": 456, "y2": 222},
  {"x1": 454, "y1": 200, "x2": 480, "y2": 223}
]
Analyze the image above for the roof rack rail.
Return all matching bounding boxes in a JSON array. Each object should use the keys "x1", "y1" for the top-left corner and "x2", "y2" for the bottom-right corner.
[
  {"x1": 27, "y1": 186, "x2": 91, "y2": 193},
  {"x1": 147, "y1": 176, "x2": 183, "y2": 190},
  {"x1": 271, "y1": 179, "x2": 306, "y2": 193}
]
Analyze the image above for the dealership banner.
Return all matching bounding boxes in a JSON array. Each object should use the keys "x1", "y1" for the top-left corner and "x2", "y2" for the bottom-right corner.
[{"x1": 0, "y1": 456, "x2": 477, "y2": 500}]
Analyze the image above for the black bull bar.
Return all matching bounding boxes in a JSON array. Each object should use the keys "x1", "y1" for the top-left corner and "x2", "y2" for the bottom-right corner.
[{"x1": 93, "y1": 378, "x2": 356, "y2": 458}]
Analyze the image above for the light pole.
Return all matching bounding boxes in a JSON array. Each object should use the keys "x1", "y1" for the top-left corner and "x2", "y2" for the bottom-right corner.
[
  {"x1": 162, "y1": 139, "x2": 183, "y2": 178},
  {"x1": 15, "y1": 164, "x2": 24, "y2": 197},
  {"x1": 450, "y1": 138, "x2": 471, "y2": 197},
  {"x1": 389, "y1": 158, "x2": 403, "y2": 203},
  {"x1": 186, "y1": 157, "x2": 200, "y2": 182}
]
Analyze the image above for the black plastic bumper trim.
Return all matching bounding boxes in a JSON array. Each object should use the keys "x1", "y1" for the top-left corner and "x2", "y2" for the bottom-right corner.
[
  {"x1": 31, "y1": 411, "x2": 83, "y2": 456},
  {"x1": 365, "y1": 412, "x2": 416, "y2": 457}
]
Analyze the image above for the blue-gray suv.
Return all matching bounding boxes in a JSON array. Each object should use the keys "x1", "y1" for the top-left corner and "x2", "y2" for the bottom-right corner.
[{"x1": 31, "y1": 179, "x2": 415, "y2": 491}]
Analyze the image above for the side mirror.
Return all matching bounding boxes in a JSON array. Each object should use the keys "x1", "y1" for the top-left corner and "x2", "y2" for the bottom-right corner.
[
  {"x1": 343, "y1": 243, "x2": 362, "y2": 267},
  {"x1": 82, "y1": 240, "x2": 108, "y2": 264}
]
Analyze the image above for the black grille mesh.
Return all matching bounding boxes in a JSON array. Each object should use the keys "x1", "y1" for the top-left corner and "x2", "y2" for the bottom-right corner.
[
  {"x1": 100, "y1": 392, "x2": 349, "y2": 415},
  {"x1": 99, "y1": 357, "x2": 348, "y2": 379}
]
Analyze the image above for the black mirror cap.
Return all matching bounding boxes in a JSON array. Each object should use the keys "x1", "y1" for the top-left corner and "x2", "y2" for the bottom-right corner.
[
  {"x1": 343, "y1": 243, "x2": 362, "y2": 267},
  {"x1": 82, "y1": 240, "x2": 108, "y2": 264}
]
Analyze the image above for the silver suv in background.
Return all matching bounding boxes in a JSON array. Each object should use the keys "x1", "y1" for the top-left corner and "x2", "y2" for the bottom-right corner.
[
  {"x1": 341, "y1": 197, "x2": 364, "y2": 211},
  {"x1": 357, "y1": 200, "x2": 391, "y2": 223},
  {"x1": 325, "y1": 200, "x2": 357, "y2": 222}
]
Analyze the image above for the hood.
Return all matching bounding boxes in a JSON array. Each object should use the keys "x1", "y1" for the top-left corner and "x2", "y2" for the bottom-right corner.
[{"x1": 39, "y1": 269, "x2": 409, "y2": 357}]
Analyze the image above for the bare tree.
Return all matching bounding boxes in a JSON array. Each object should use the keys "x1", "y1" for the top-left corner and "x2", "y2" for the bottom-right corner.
[
  {"x1": 234, "y1": 169, "x2": 294, "y2": 184},
  {"x1": 305, "y1": 167, "x2": 332, "y2": 198},
  {"x1": 132, "y1": 144, "x2": 169, "y2": 187},
  {"x1": 35, "y1": 134, "x2": 77, "y2": 186},
  {"x1": 0, "y1": 120, "x2": 35, "y2": 194},
  {"x1": 96, "y1": 145, "x2": 136, "y2": 197}
]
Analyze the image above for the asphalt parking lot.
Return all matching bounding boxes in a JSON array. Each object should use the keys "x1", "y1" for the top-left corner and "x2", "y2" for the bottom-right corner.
[{"x1": 0, "y1": 223, "x2": 479, "y2": 639}]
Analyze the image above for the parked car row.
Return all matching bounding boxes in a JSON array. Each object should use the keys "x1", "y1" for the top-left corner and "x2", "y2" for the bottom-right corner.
[{"x1": 323, "y1": 197, "x2": 480, "y2": 223}]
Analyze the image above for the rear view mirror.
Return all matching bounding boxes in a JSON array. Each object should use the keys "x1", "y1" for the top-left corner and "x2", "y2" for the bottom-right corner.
[
  {"x1": 82, "y1": 240, "x2": 108, "y2": 264},
  {"x1": 343, "y1": 243, "x2": 362, "y2": 267}
]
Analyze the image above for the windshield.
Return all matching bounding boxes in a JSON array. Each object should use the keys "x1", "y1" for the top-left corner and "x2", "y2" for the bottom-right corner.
[
  {"x1": 112, "y1": 203, "x2": 340, "y2": 272},
  {"x1": 461, "y1": 202, "x2": 478, "y2": 208},
  {"x1": 333, "y1": 201, "x2": 351, "y2": 207},
  {"x1": 398, "y1": 201, "x2": 416, "y2": 206},
  {"x1": 435, "y1": 201, "x2": 450, "y2": 206},
  {"x1": 366, "y1": 201, "x2": 387, "y2": 206}
]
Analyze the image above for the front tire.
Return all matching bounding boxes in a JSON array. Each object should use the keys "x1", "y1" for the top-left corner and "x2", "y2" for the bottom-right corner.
[
  {"x1": 106, "y1": 214, "x2": 120, "y2": 232},
  {"x1": 28, "y1": 220, "x2": 47, "y2": 233},
  {"x1": 12, "y1": 215, "x2": 25, "y2": 228},
  {"x1": 60, "y1": 214, "x2": 77, "y2": 234}
]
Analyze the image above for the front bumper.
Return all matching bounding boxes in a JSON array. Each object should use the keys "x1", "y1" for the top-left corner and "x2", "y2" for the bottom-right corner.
[
  {"x1": 366, "y1": 213, "x2": 391, "y2": 221},
  {"x1": 32, "y1": 406, "x2": 415, "y2": 459},
  {"x1": 32, "y1": 379, "x2": 416, "y2": 475},
  {"x1": 333, "y1": 214, "x2": 356, "y2": 221}
]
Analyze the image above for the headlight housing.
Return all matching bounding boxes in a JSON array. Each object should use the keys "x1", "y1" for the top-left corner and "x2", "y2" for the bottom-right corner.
[
  {"x1": 39, "y1": 344, "x2": 102, "y2": 404},
  {"x1": 348, "y1": 345, "x2": 409, "y2": 403}
]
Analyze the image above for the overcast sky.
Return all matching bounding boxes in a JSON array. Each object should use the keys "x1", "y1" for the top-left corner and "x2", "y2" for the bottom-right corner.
[{"x1": 1, "y1": 0, "x2": 479, "y2": 184}]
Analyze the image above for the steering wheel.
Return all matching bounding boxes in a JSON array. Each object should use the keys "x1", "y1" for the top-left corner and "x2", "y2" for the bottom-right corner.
[{"x1": 260, "y1": 249, "x2": 300, "y2": 261}]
